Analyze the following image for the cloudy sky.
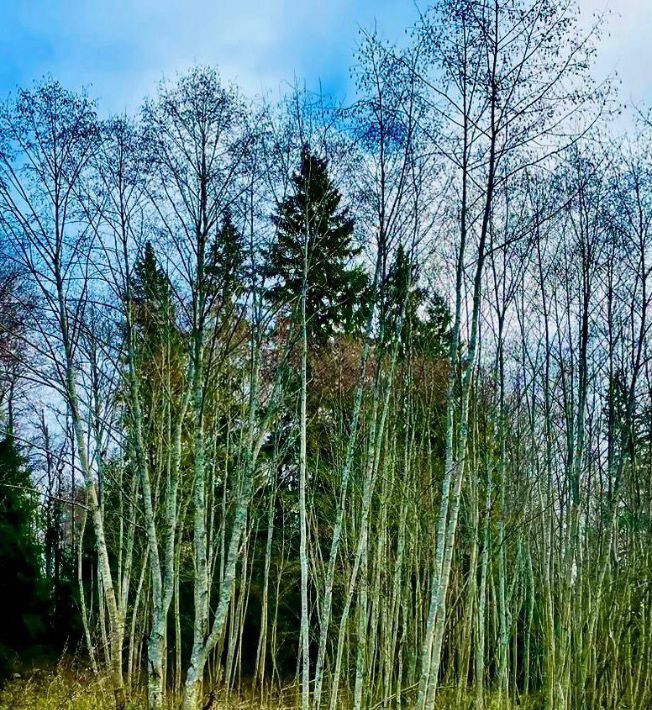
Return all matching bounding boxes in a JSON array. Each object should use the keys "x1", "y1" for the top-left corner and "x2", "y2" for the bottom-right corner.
[{"x1": 0, "y1": 0, "x2": 650, "y2": 115}]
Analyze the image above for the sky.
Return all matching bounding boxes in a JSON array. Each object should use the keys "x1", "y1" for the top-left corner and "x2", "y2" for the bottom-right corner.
[{"x1": 0, "y1": 0, "x2": 650, "y2": 116}]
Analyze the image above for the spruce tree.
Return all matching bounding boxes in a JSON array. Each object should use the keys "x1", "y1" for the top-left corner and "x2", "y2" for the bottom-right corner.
[
  {"x1": 265, "y1": 144, "x2": 367, "y2": 346},
  {"x1": 0, "y1": 436, "x2": 48, "y2": 676},
  {"x1": 384, "y1": 245, "x2": 452, "y2": 359},
  {"x1": 133, "y1": 241, "x2": 176, "y2": 343},
  {"x1": 207, "y1": 210, "x2": 245, "y2": 307}
]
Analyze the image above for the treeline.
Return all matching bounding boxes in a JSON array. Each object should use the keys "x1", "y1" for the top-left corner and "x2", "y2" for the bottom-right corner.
[{"x1": 1, "y1": 0, "x2": 652, "y2": 708}]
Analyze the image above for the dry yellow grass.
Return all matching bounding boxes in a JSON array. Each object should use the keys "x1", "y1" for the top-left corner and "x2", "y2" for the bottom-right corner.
[
  {"x1": 0, "y1": 665, "x2": 297, "y2": 709},
  {"x1": 0, "y1": 667, "x2": 543, "y2": 710},
  {"x1": 0, "y1": 666, "x2": 142, "y2": 710}
]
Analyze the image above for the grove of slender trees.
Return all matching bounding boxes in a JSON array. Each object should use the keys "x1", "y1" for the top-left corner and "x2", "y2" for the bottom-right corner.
[{"x1": 1, "y1": 1, "x2": 651, "y2": 708}]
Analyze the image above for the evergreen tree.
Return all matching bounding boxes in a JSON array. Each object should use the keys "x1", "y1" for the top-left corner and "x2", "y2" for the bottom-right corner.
[
  {"x1": 207, "y1": 210, "x2": 246, "y2": 308},
  {"x1": 0, "y1": 436, "x2": 48, "y2": 677},
  {"x1": 132, "y1": 241, "x2": 176, "y2": 343},
  {"x1": 265, "y1": 144, "x2": 367, "y2": 346},
  {"x1": 384, "y1": 245, "x2": 452, "y2": 359},
  {"x1": 129, "y1": 241, "x2": 185, "y2": 485}
]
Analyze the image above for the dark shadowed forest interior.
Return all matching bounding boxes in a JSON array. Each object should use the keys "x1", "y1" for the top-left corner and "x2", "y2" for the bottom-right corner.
[{"x1": 1, "y1": 0, "x2": 652, "y2": 708}]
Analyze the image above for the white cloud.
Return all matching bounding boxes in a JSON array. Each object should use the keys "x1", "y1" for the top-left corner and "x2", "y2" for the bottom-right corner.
[
  {"x1": 0, "y1": 0, "x2": 418, "y2": 112},
  {"x1": 578, "y1": 0, "x2": 652, "y2": 108},
  {"x1": 0, "y1": 0, "x2": 649, "y2": 119}
]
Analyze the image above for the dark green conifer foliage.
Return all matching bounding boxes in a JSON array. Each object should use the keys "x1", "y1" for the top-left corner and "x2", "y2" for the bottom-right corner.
[
  {"x1": 0, "y1": 436, "x2": 48, "y2": 676},
  {"x1": 207, "y1": 211, "x2": 245, "y2": 307},
  {"x1": 384, "y1": 245, "x2": 452, "y2": 358},
  {"x1": 133, "y1": 241, "x2": 176, "y2": 343},
  {"x1": 265, "y1": 145, "x2": 367, "y2": 346}
]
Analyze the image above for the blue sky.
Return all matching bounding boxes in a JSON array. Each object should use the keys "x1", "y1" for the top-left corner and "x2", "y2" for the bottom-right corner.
[{"x1": 0, "y1": 0, "x2": 650, "y2": 115}]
